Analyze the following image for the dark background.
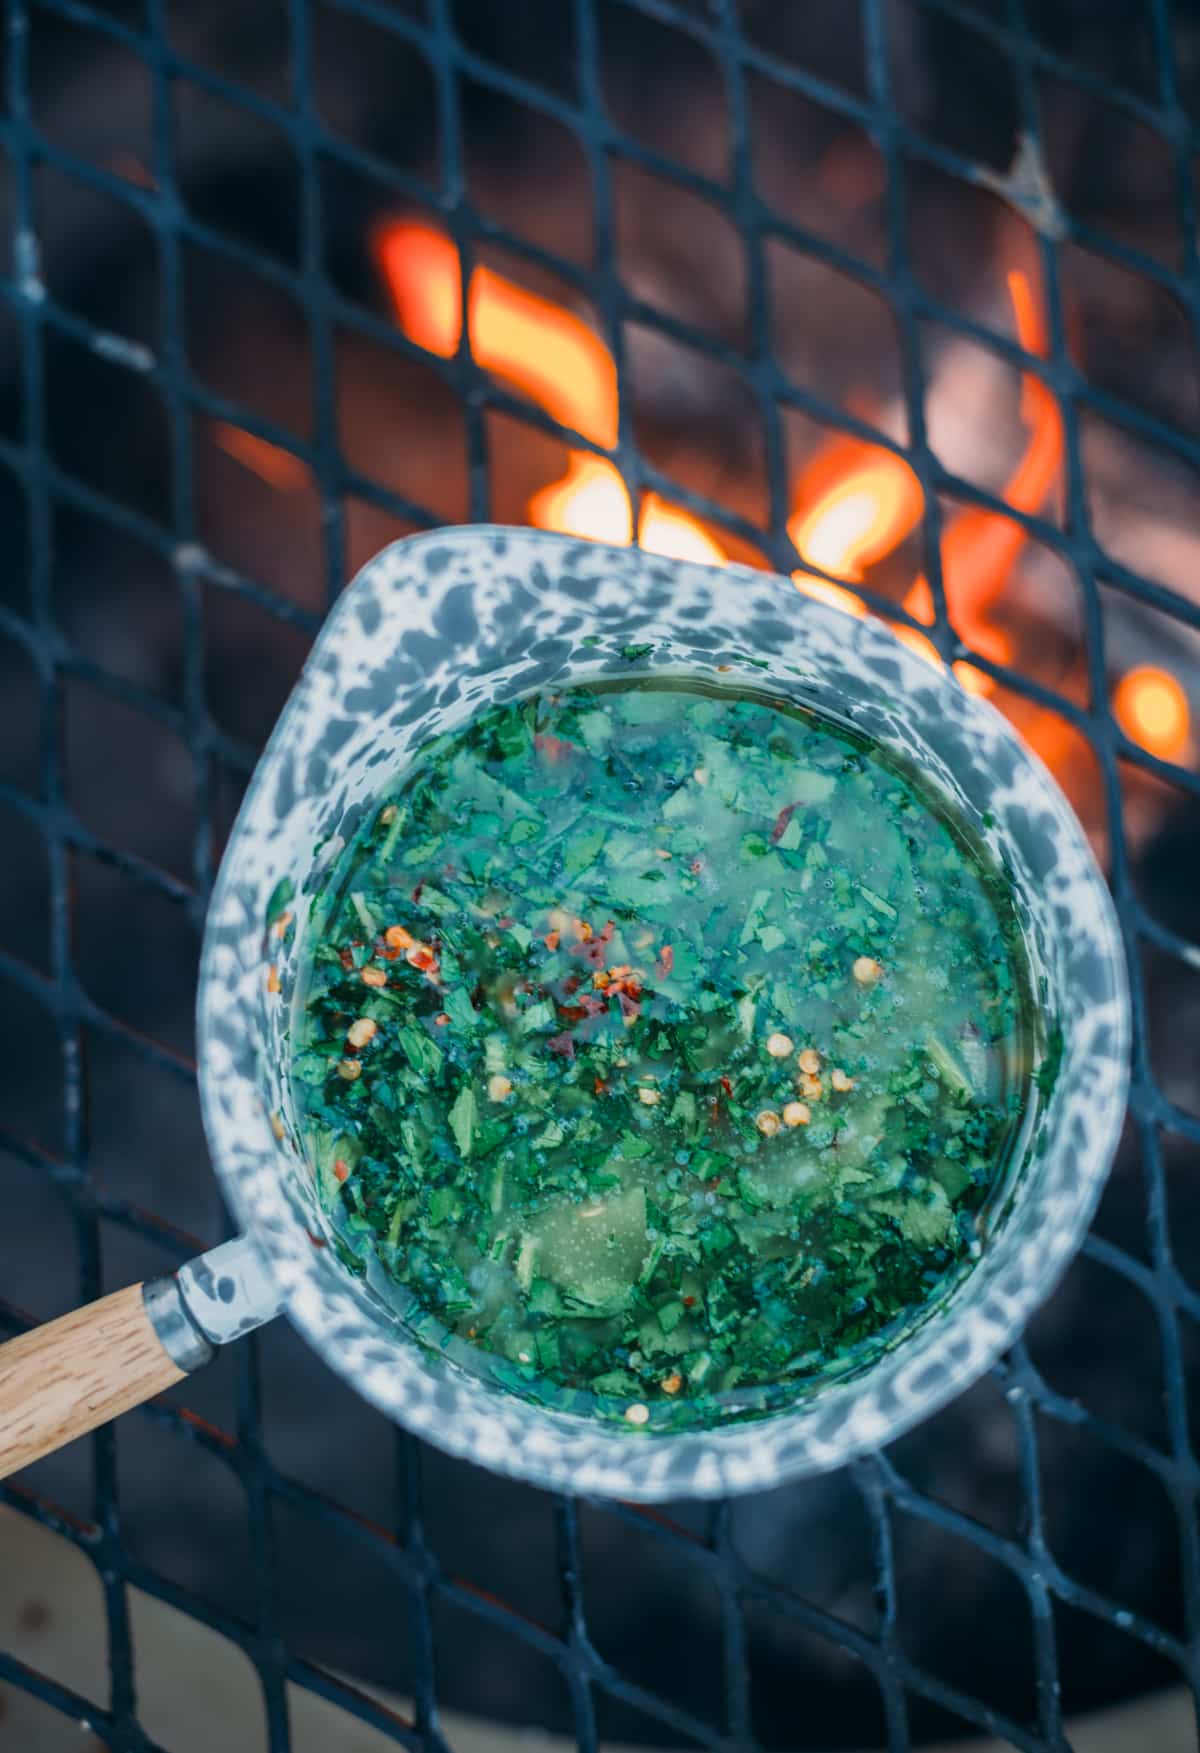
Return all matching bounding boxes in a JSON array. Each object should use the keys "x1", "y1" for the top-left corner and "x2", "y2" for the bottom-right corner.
[{"x1": 1, "y1": 1, "x2": 1199, "y2": 1748}]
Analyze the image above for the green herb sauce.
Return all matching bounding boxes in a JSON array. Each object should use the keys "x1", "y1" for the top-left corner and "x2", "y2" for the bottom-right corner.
[{"x1": 291, "y1": 678, "x2": 1033, "y2": 1429}]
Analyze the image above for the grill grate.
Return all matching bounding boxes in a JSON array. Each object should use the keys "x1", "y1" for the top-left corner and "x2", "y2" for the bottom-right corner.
[{"x1": 0, "y1": 0, "x2": 1199, "y2": 1748}]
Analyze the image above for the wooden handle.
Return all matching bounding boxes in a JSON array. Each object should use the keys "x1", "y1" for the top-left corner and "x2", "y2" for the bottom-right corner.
[{"x1": 0, "y1": 1284, "x2": 187, "y2": 1481}]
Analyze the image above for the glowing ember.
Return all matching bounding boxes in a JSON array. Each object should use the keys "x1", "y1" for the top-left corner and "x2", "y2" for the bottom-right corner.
[
  {"x1": 376, "y1": 221, "x2": 618, "y2": 448},
  {"x1": 1113, "y1": 666, "x2": 1191, "y2": 764}
]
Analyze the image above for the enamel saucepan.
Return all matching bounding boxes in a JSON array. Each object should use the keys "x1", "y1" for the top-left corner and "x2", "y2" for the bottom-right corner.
[{"x1": 0, "y1": 528, "x2": 1129, "y2": 1501}]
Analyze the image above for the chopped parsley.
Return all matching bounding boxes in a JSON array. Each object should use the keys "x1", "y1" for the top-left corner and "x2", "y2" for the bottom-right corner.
[{"x1": 291, "y1": 679, "x2": 1035, "y2": 1430}]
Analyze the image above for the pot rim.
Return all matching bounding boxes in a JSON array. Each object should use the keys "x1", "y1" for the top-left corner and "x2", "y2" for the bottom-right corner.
[{"x1": 197, "y1": 525, "x2": 1130, "y2": 1500}]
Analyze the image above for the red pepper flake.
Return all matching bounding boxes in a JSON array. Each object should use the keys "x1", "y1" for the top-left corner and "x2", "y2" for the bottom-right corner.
[
  {"x1": 535, "y1": 732, "x2": 574, "y2": 762},
  {"x1": 339, "y1": 947, "x2": 356, "y2": 972},
  {"x1": 771, "y1": 804, "x2": 799, "y2": 844},
  {"x1": 658, "y1": 944, "x2": 675, "y2": 976},
  {"x1": 563, "y1": 993, "x2": 607, "y2": 1022},
  {"x1": 594, "y1": 1074, "x2": 610, "y2": 1096},
  {"x1": 544, "y1": 930, "x2": 560, "y2": 951},
  {"x1": 406, "y1": 944, "x2": 438, "y2": 973},
  {"x1": 720, "y1": 1074, "x2": 733, "y2": 1097},
  {"x1": 434, "y1": 1012, "x2": 450, "y2": 1026},
  {"x1": 547, "y1": 1031, "x2": 576, "y2": 1059},
  {"x1": 304, "y1": 1229, "x2": 328, "y2": 1250},
  {"x1": 333, "y1": 1158, "x2": 350, "y2": 1183},
  {"x1": 690, "y1": 858, "x2": 704, "y2": 875},
  {"x1": 411, "y1": 882, "x2": 425, "y2": 904},
  {"x1": 682, "y1": 1295, "x2": 696, "y2": 1307},
  {"x1": 562, "y1": 974, "x2": 582, "y2": 996}
]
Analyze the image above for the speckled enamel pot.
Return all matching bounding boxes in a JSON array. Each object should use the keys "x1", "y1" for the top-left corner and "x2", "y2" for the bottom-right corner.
[{"x1": 197, "y1": 526, "x2": 1129, "y2": 1500}]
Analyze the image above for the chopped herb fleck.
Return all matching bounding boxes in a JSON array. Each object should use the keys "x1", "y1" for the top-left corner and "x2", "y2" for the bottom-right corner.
[{"x1": 292, "y1": 677, "x2": 1035, "y2": 1430}]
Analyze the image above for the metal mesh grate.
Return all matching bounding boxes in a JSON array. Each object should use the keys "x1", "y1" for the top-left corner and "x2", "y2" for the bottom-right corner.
[{"x1": 0, "y1": 0, "x2": 1199, "y2": 1748}]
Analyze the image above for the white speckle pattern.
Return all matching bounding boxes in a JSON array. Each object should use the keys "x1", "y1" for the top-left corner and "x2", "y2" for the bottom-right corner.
[{"x1": 197, "y1": 526, "x2": 1130, "y2": 1501}]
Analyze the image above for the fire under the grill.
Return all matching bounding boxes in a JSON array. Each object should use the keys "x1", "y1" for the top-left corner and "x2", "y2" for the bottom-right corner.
[{"x1": 1, "y1": 1, "x2": 1199, "y2": 1746}]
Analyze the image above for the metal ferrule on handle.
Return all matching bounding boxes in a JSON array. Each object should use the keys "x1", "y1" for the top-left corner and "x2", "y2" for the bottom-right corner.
[
  {"x1": 151, "y1": 1234, "x2": 286, "y2": 1358},
  {"x1": 0, "y1": 1235, "x2": 284, "y2": 1482}
]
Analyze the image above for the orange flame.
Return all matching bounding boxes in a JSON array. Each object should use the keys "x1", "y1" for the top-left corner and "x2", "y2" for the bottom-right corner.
[
  {"x1": 210, "y1": 422, "x2": 309, "y2": 493},
  {"x1": 785, "y1": 434, "x2": 922, "y2": 618},
  {"x1": 638, "y1": 493, "x2": 727, "y2": 566},
  {"x1": 784, "y1": 273, "x2": 1060, "y2": 672},
  {"x1": 376, "y1": 221, "x2": 618, "y2": 449},
  {"x1": 890, "y1": 625, "x2": 943, "y2": 670},
  {"x1": 953, "y1": 661, "x2": 996, "y2": 696},
  {"x1": 789, "y1": 443, "x2": 923, "y2": 586},
  {"x1": 903, "y1": 269, "x2": 1062, "y2": 651},
  {"x1": 380, "y1": 222, "x2": 1164, "y2": 744},
  {"x1": 528, "y1": 454, "x2": 633, "y2": 545},
  {"x1": 379, "y1": 221, "x2": 727, "y2": 563},
  {"x1": 790, "y1": 575, "x2": 869, "y2": 618},
  {"x1": 526, "y1": 457, "x2": 727, "y2": 564},
  {"x1": 1113, "y1": 665, "x2": 1191, "y2": 764}
]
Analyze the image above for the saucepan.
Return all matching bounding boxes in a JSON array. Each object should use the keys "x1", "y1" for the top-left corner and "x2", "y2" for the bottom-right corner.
[{"x1": 0, "y1": 528, "x2": 1130, "y2": 1500}]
